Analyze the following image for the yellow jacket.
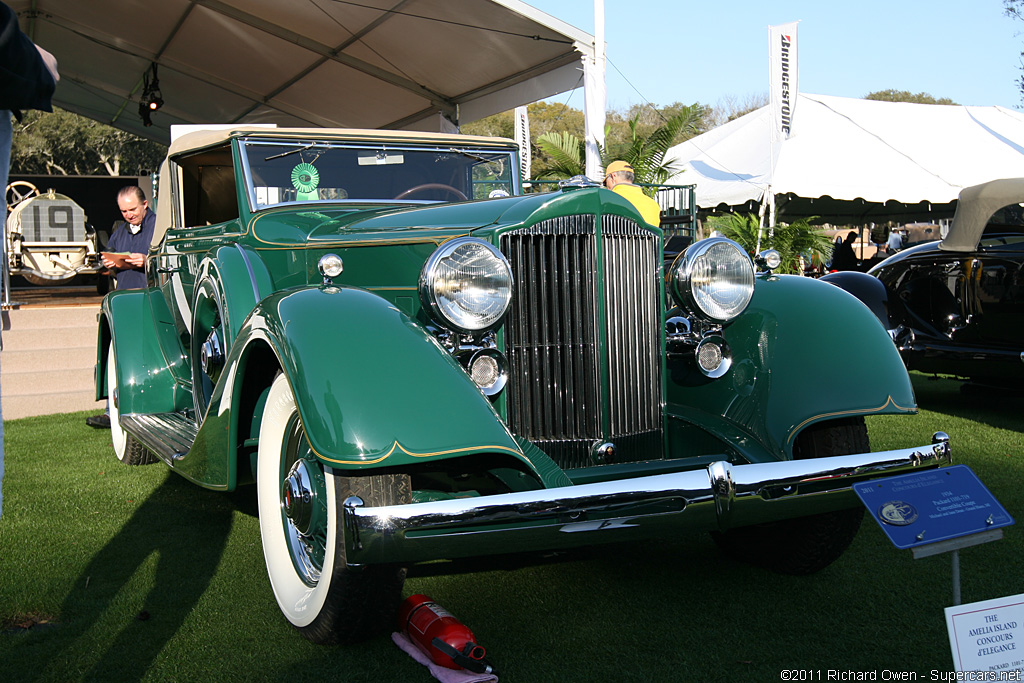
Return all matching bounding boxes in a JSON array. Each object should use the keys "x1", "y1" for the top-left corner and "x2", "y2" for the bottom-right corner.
[{"x1": 612, "y1": 184, "x2": 661, "y2": 226}]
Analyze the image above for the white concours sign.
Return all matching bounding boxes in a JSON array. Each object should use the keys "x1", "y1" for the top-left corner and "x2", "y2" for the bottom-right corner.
[{"x1": 945, "y1": 593, "x2": 1024, "y2": 674}]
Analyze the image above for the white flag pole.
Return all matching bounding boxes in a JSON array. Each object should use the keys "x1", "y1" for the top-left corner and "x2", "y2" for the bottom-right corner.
[{"x1": 584, "y1": 0, "x2": 606, "y2": 180}]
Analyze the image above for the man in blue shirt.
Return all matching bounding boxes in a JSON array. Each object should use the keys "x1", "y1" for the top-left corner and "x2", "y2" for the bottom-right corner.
[
  {"x1": 886, "y1": 228, "x2": 904, "y2": 254},
  {"x1": 86, "y1": 186, "x2": 155, "y2": 428},
  {"x1": 103, "y1": 185, "x2": 155, "y2": 289}
]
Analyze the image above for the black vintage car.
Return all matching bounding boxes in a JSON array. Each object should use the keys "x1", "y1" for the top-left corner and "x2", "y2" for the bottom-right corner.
[{"x1": 866, "y1": 178, "x2": 1024, "y2": 388}]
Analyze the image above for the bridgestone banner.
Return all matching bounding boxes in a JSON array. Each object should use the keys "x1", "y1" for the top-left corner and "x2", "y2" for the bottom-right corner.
[
  {"x1": 514, "y1": 106, "x2": 531, "y2": 182},
  {"x1": 769, "y1": 21, "x2": 799, "y2": 143}
]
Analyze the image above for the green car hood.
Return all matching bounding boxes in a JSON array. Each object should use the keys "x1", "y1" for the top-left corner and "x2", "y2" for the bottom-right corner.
[
  {"x1": 304, "y1": 193, "x2": 559, "y2": 239},
  {"x1": 249, "y1": 188, "x2": 648, "y2": 249}
]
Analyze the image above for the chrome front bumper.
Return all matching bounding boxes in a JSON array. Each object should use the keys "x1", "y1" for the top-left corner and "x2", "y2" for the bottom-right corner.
[{"x1": 342, "y1": 433, "x2": 951, "y2": 565}]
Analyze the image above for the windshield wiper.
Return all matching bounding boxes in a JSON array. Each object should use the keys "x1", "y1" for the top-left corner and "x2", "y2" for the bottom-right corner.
[
  {"x1": 447, "y1": 148, "x2": 503, "y2": 164},
  {"x1": 264, "y1": 143, "x2": 322, "y2": 161}
]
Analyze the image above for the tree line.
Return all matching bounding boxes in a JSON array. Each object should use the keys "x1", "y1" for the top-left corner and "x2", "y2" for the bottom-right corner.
[{"x1": 10, "y1": 109, "x2": 165, "y2": 177}]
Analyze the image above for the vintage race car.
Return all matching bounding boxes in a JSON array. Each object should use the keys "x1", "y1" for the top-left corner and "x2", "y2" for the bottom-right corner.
[
  {"x1": 96, "y1": 126, "x2": 950, "y2": 645},
  {"x1": 5, "y1": 181, "x2": 105, "y2": 285}
]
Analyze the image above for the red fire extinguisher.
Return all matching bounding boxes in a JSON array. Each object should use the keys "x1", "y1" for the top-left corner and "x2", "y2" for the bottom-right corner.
[{"x1": 397, "y1": 594, "x2": 495, "y2": 674}]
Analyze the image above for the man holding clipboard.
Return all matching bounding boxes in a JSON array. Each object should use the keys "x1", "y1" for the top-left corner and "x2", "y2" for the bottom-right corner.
[
  {"x1": 87, "y1": 186, "x2": 156, "y2": 428},
  {"x1": 102, "y1": 185, "x2": 155, "y2": 290}
]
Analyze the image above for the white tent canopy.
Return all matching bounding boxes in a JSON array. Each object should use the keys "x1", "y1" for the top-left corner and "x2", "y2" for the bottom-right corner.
[
  {"x1": 665, "y1": 93, "x2": 1024, "y2": 220},
  {"x1": 11, "y1": 0, "x2": 594, "y2": 145}
]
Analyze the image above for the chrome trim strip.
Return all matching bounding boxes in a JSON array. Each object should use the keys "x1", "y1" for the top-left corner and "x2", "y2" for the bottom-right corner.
[{"x1": 344, "y1": 437, "x2": 951, "y2": 565}]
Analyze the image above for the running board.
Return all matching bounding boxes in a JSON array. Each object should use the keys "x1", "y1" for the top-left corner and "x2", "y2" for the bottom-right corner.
[{"x1": 120, "y1": 412, "x2": 198, "y2": 463}]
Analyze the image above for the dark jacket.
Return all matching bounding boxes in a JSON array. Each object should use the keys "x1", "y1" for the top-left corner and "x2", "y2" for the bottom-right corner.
[
  {"x1": 830, "y1": 236, "x2": 858, "y2": 272},
  {"x1": 107, "y1": 208, "x2": 156, "y2": 290},
  {"x1": 0, "y1": 2, "x2": 56, "y2": 116}
]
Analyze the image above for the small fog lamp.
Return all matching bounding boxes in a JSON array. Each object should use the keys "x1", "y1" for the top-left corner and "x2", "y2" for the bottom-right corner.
[
  {"x1": 695, "y1": 335, "x2": 732, "y2": 378},
  {"x1": 471, "y1": 355, "x2": 499, "y2": 386},
  {"x1": 467, "y1": 349, "x2": 507, "y2": 396}
]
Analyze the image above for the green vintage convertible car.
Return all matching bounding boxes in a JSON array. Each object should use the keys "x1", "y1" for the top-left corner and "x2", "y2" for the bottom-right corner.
[{"x1": 96, "y1": 126, "x2": 950, "y2": 644}]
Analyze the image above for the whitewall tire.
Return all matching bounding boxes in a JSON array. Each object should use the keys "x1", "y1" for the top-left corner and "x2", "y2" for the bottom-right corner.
[
  {"x1": 107, "y1": 346, "x2": 155, "y2": 465},
  {"x1": 256, "y1": 373, "x2": 409, "y2": 644}
]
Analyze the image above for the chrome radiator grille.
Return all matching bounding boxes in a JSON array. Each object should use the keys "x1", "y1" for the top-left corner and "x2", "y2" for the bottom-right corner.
[{"x1": 500, "y1": 214, "x2": 663, "y2": 469}]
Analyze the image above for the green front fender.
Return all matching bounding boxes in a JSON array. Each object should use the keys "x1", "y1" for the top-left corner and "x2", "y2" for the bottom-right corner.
[
  {"x1": 667, "y1": 274, "x2": 916, "y2": 461},
  {"x1": 219, "y1": 285, "x2": 529, "y2": 471},
  {"x1": 96, "y1": 289, "x2": 185, "y2": 413}
]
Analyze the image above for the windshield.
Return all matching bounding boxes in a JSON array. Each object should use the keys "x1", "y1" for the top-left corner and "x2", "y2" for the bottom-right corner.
[{"x1": 240, "y1": 138, "x2": 518, "y2": 211}]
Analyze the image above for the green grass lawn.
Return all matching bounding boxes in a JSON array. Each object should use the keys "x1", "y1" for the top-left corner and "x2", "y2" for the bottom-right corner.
[{"x1": 1, "y1": 373, "x2": 1022, "y2": 682}]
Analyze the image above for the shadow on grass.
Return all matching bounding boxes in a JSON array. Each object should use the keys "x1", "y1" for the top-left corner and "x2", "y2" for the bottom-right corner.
[
  {"x1": 18, "y1": 472, "x2": 233, "y2": 682},
  {"x1": 911, "y1": 372, "x2": 1024, "y2": 433}
]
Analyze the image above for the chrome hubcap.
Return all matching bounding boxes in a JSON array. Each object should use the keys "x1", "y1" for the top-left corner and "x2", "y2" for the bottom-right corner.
[
  {"x1": 200, "y1": 328, "x2": 224, "y2": 376},
  {"x1": 282, "y1": 460, "x2": 314, "y2": 535},
  {"x1": 280, "y1": 421, "x2": 328, "y2": 587}
]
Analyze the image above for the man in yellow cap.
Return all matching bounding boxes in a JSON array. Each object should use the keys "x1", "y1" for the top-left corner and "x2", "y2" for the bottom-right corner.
[{"x1": 603, "y1": 160, "x2": 662, "y2": 227}]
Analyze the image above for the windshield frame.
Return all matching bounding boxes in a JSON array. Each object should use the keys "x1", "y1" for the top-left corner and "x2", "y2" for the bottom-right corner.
[{"x1": 237, "y1": 137, "x2": 521, "y2": 214}]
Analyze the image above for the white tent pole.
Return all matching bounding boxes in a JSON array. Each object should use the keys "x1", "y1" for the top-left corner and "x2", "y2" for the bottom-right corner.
[
  {"x1": 766, "y1": 24, "x2": 775, "y2": 234},
  {"x1": 756, "y1": 188, "x2": 769, "y2": 253},
  {"x1": 584, "y1": 0, "x2": 606, "y2": 180}
]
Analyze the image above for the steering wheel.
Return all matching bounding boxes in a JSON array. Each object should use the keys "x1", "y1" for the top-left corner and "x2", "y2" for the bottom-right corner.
[
  {"x1": 394, "y1": 183, "x2": 468, "y2": 201},
  {"x1": 6, "y1": 180, "x2": 40, "y2": 207}
]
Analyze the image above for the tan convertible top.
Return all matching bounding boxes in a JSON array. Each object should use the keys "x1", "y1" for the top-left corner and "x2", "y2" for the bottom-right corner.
[
  {"x1": 169, "y1": 127, "x2": 517, "y2": 158},
  {"x1": 939, "y1": 178, "x2": 1024, "y2": 252}
]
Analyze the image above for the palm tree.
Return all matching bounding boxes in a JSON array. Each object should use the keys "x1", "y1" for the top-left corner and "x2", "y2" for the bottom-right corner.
[
  {"x1": 612, "y1": 106, "x2": 702, "y2": 188},
  {"x1": 534, "y1": 105, "x2": 703, "y2": 194},
  {"x1": 533, "y1": 130, "x2": 585, "y2": 181},
  {"x1": 708, "y1": 212, "x2": 833, "y2": 275}
]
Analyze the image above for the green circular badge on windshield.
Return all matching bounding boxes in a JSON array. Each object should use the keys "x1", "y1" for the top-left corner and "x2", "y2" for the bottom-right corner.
[{"x1": 291, "y1": 163, "x2": 320, "y2": 193}]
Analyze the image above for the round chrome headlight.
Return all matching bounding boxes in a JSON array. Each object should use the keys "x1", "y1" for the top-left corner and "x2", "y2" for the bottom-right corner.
[
  {"x1": 670, "y1": 237, "x2": 755, "y2": 323},
  {"x1": 420, "y1": 237, "x2": 513, "y2": 333}
]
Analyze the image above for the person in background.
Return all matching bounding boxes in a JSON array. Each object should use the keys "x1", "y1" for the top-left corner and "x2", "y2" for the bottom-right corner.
[
  {"x1": 103, "y1": 186, "x2": 156, "y2": 290},
  {"x1": 830, "y1": 231, "x2": 859, "y2": 272},
  {"x1": 603, "y1": 160, "x2": 662, "y2": 227},
  {"x1": 887, "y1": 227, "x2": 904, "y2": 254},
  {"x1": 0, "y1": 0, "x2": 59, "y2": 516},
  {"x1": 85, "y1": 186, "x2": 155, "y2": 428}
]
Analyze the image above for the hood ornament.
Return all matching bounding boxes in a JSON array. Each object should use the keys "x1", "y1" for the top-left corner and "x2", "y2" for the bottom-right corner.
[{"x1": 558, "y1": 175, "x2": 601, "y2": 191}]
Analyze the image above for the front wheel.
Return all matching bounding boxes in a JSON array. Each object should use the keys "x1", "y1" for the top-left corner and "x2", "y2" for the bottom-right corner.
[
  {"x1": 711, "y1": 417, "x2": 868, "y2": 575},
  {"x1": 256, "y1": 374, "x2": 410, "y2": 644}
]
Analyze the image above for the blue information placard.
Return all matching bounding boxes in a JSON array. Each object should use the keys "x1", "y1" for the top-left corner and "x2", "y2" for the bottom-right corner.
[{"x1": 853, "y1": 465, "x2": 1014, "y2": 550}]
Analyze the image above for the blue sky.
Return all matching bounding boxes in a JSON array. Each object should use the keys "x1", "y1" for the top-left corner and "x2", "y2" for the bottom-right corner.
[{"x1": 525, "y1": 1, "x2": 1023, "y2": 111}]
